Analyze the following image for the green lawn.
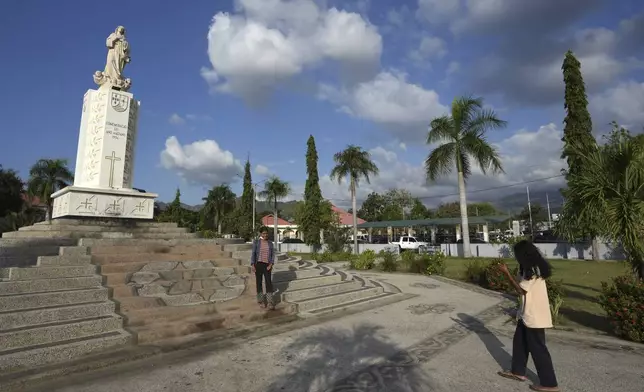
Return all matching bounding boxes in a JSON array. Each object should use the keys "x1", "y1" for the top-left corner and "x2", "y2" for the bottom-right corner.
[{"x1": 444, "y1": 257, "x2": 630, "y2": 333}]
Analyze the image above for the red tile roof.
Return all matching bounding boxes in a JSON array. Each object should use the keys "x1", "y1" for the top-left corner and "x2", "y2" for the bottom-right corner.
[
  {"x1": 21, "y1": 193, "x2": 45, "y2": 207},
  {"x1": 332, "y1": 205, "x2": 366, "y2": 225},
  {"x1": 261, "y1": 214, "x2": 293, "y2": 226}
]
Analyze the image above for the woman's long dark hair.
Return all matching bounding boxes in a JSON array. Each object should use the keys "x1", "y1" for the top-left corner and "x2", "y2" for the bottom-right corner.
[{"x1": 513, "y1": 240, "x2": 552, "y2": 279}]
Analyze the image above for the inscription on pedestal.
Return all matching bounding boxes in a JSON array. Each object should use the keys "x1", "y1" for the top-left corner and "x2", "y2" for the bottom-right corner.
[
  {"x1": 76, "y1": 195, "x2": 97, "y2": 214},
  {"x1": 105, "y1": 198, "x2": 123, "y2": 215}
]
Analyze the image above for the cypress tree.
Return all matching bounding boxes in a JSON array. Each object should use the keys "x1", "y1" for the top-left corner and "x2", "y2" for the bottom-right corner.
[
  {"x1": 559, "y1": 50, "x2": 600, "y2": 259},
  {"x1": 238, "y1": 159, "x2": 254, "y2": 240},
  {"x1": 561, "y1": 50, "x2": 597, "y2": 176},
  {"x1": 302, "y1": 135, "x2": 322, "y2": 248}
]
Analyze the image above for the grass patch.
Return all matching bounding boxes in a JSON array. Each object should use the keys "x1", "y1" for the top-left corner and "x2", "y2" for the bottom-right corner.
[{"x1": 444, "y1": 257, "x2": 630, "y2": 332}]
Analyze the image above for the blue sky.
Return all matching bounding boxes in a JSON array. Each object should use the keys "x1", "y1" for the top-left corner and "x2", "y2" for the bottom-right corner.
[{"x1": 1, "y1": 0, "x2": 643, "y2": 208}]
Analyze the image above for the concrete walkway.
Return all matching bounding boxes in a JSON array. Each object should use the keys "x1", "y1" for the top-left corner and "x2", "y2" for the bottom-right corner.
[{"x1": 17, "y1": 272, "x2": 644, "y2": 392}]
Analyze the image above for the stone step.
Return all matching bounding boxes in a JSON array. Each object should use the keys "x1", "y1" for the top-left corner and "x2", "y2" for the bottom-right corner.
[
  {"x1": 36, "y1": 219, "x2": 178, "y2": 228},
  {"x1": 115, "y1": 296, "x2": 165, "y2": 313},
  {"x1": 78, "y1": 238, "x2": 226, "y2": 247},
  {"x1": 92, "y1": 253, "x2": 240, "y2": 265},
  {"x1": 111, "y1": 285, "x2": 136, "y2": 297},
  {"x1": 124, "y1": 303, "x2": 219, "y2": 327},
  {"x1": 0, "y1": 329, "x2": 132, "y2": 374},
  {"x1": 0, "y1": 301, "x2": 116, "y2": 331},
  {"x1": 274, "y1": 274, "x2": 343, "y2": 291},
  {"x1": 2, "y1": 231, "x2": 199, "y2": 239},
  {"x1": 0, "y1": 245, "x2": 61, "y2": 257},
  {"x1": 294, "y1": 286, "x2": 383, "y2": 313},
  {"x1": 304, "y1": 292, "x2": 410, "y2": 317},
  {"x1": 0, "y1": 265, "x2": 97, "y2": 281},
  {"x1": 131, "y1": 313, "x2": 226, "y2": 344},
  {"x1": 0, "y1": 238, "x2": 77, "y2": 247},
  {"x1": 98, "y1": 260, "x2": 240, "y2": 274},
  {"x1": 0, "y1": 288, "x2": 109, "y2": 312},
  {"x1": 273, "y1": 268, "x2": 323, "y2": 282},
  {"x1": 273, "y1": 262, "x2": 301, "y2": 271},
  {"x1": 89, "y1": 244, "x2": 229, "y2": 255},
  {"x1": 19, "y1": 225, "x2": 191, "y2": 234},
  {"x1": 37, "y1": 255, "x2": 93, "y2": 266},
  {"x1": 0, "y1": 276, "x2": 103, "y2": 295},
  {"x1": 282, "y1": 280, "x2": 363, "y2": 302},
  {"x1": 223, "y1": 243, "x2": 252, "y2": 252},
  {"x1": 60, "y1": 246, "x2": 90, "y2": 256},
  {"x1": 0, "y1": 315, "x2": 123, "y2": 352},
  {"x1": 0, "y1": 256, "x2": 39, "y2": 269}
]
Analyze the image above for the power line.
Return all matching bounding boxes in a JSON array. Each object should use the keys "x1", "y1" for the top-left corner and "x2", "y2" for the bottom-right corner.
[{"x1": 324, "y1": 174, "x2": 565, "y2": 203}]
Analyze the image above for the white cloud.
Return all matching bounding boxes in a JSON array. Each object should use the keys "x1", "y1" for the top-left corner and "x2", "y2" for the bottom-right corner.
[
  {"x1": 168, "y1": 113, "x2": 186, "y2": 125},
  {"x1": 318, "y1": 70, "x2": 448, "y2": 141},
  {"x1": 160, "y1": 136, "x2": 243, "y2": 185},
  {"x1": 202, "y1": 0, "x2": 382, "y2": 102},
  {"x1": 446, "y1": 61, "x2": 460, "y2": 75},
  {"x1": 408, "y1": 35, "x2": 447, "y2": 66},
  {"x1": 591, "y1": 81, "x2": 644, "y2": 130},
  {"x1": 399, "y1": 142, "x2": 407, "y2": 151},
  {"x1": 317, "y1": 124, "x2": 566, "y2": 208},
  {"x1": 255, "y1": 164, "x2": 271, "y2": 175}
]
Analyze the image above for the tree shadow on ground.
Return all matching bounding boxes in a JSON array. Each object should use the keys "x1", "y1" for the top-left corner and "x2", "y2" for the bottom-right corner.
[
  {"x1": 558, "y1": 307, "x2": 611, "y2": 333},
  {"x1": 264, "y1": 323, "x2": 436, "y2": 392},
  {"x1": 563, "y1": 288, "x2": 599, "y2": 304},
  {"x1": 453, "y1": 313, "x2": 539, "y2": 383},
  {"x1": 563, "y1": 283, "x2": 601, "y2": 294}
]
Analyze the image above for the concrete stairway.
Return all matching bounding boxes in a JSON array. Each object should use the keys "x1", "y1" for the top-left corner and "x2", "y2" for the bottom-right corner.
[
  {"x1": 0, "y1": 245, "x2": 131, "y2": 375},
  {"x1": 0, "y1": 219, "x2": 408, "y2": 378},
  {"x1": 274, "y1": 258, "x2": 406, "y2": 317}
]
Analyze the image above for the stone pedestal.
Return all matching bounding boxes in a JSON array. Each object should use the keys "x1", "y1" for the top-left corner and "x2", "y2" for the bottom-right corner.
[{"x1": 52, "y1": 88, "x2": 157, "y2": 219}]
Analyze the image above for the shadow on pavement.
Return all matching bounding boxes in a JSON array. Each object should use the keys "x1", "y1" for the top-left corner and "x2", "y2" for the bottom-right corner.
[
  {"x1": 454, "y1": 313, "x2": 539, "y2": 383},
  {"x1": 264, "y1": 323, "x2": 435, "y2": 392}
]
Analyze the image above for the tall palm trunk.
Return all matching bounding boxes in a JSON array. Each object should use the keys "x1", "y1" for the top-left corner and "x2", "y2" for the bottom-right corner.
[
  {"x1": 273, "y1": 200, "x2": 279, "y2": 248},
  {"x1": 46, "y1": 200, "x2": 52, "y2": 221},
  {"x1": 457, "y1": 170, "x2": 472, "y2": 258},
  {"x1": 591, "y1": 237, "x2": 599, "y2": 260},
  {"x1": 351, "y1": 179, "x2": 358, "y2": 254}
]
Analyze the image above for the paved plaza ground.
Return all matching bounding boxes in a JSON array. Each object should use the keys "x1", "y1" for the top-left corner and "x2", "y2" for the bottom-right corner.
[{"x1": 16, "y1": 272, "x2": 644, "y2": 392}]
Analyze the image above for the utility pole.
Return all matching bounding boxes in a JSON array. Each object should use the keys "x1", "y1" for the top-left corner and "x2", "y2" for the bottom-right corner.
[
  {"x1": 526, "y1": 186, "x2": 534, "y2": 239},
  {"x1": 546, "y1": 193, "x2": 552, "y2": 229}
]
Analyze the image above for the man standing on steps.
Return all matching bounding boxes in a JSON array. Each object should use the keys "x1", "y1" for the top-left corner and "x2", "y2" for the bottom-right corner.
[{"x1": 251, "y1": 227, "x2": 275, "y2": 310}]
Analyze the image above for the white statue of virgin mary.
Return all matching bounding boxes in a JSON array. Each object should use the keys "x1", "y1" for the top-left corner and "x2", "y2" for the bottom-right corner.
[{"x1": 94, "y1": 26, "x2": 132, "y2": 90}]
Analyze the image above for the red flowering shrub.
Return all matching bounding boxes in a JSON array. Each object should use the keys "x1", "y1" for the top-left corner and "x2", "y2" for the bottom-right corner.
[
  {"x1": 600, "y1": 275, "x2": 644, "y2": 343},
  {"x1": 483, "y1": 259, "x2": 518, "y2": 293}
]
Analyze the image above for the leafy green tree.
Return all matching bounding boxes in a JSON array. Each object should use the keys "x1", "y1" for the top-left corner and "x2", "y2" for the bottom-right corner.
[
  {"x1": 409, "y1": 198, "x2": 430, "y2": 220},
  {"x1": 158, "y1": 188, "x2": 187, "y2": 226},
  {"x1": 425, "y1": 96, "x2": 506, "y2": 257},
  {"x1": 301, "y1": 135, "x2": 323, "y2": 249},
  {"x1": 330, "y1": 145, "x2": 379, "y2": 254},
  {"x1": 357, "y1": 192, "x2": 386, "y2": 222},
  {"x1": 202, "y1": 184, "x2": 237, "y2": 234},
  {"x1": 259, "y1": 176, "x2": 291, "y2": 244},
  {"x1": 560, "y1": 50, "x2": 601, "y2": 259},
  {"x1": 558, "y1": 126, "x2": 644, "y2": 279},
  {"x1": 0, "y1": 165, "x2": 24, "y2": 216},
  {"x1": 469, "y1": 202, "x2": 499, "y2": 217},
  {"x1": 28, "y1": 158, "x2": 74, "y2": 220},
  {"x1": 435, "y1": 202, "x2": 461, "y2": 218},
  {"x1": 518, "y1": 202, "x2": 549, "y2": 231}
]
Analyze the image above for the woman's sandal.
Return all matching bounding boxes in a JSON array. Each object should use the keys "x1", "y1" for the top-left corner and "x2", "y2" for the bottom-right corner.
[{"x1": 497, "y1": 371, "x2": 527, "y2": 382}]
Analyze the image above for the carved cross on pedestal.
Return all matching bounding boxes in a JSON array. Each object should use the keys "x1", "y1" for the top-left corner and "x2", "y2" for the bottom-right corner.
[{"x1": 105, "y1": 151, "x2": 121, "y2": 188}]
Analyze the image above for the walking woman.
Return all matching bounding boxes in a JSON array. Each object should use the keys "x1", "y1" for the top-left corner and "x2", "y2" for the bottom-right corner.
[
  {"x1": 251, "y1": 228, "x2": 276, "y2": 310},
  {"x1": 497, "y1": 239, "x2": 560, "y2": 392}
]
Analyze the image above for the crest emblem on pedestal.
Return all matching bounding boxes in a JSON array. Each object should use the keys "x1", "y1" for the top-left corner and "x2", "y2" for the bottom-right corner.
[{"x1": 110, "y1": 92, "x2": 129, "y2": 112}]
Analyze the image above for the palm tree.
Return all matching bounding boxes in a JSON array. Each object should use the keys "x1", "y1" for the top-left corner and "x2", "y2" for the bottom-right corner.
[
  {"x1": 330, "y1": 145, "x2": 379, "y2": 254},
  {"x1": 425, "y1": 96, "x2": 506, "y2": 258},
  {"x1": 28, "y1": 159, "x2": 74, "y2": 221},
  {"x1": 202, "y1": 184, "x2": 237, "y2": 235},
  {"x1": 558, "y1": 127, "x2": 644, "y2": 279},
  {"x1": 259, "y1": 176, "x2": 291, "y2": 244}
]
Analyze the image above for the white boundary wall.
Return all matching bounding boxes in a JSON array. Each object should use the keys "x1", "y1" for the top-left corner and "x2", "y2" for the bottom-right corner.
[{"x1": 279, "y1": 242, "x2": 626, "y2": 260}]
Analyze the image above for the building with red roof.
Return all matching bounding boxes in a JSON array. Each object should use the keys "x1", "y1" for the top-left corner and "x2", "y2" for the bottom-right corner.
[{"x1": 331, "y1": 205, "x2": 366, "y2": 226}]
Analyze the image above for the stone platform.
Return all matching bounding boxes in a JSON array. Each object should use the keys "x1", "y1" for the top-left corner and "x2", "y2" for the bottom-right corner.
[{"x1": 0, "y1": 219, "x2": 408, "y2": 383}]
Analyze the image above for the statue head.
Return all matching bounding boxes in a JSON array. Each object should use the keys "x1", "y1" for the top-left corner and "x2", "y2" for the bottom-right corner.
[{"x1": 116, "y1": 26, "x2": 126, "y2": 35}]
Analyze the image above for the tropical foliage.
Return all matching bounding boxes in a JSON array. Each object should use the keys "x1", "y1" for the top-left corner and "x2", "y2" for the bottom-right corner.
[
  {"x1": 330, "y1": 145, "x2": 379, "y2": 254},
  {"x1": 425, "y1": 96, "x2": 506, "y2": 257},
  {"x1": 201, "y1": 184, "x2": 236, "y2": 234},
  {"x1": 259, "y1": 176, "x2": 291, "y2": 244},
  {"x1": 27, "y1": 158, "x2": 73, "y2": 220},
  {"x1": 301, "y1": 135, "x2": 324, "y2": 249}
]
